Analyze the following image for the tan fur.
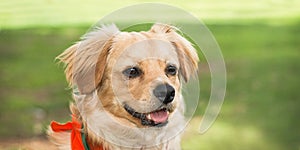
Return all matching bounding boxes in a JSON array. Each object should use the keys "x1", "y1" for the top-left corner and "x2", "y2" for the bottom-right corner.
[
  {"x1": 56, "y1": 24, "x2": 120, "y2": 94},
  {"x1": 49, "y1": 23, "x2": 199, "y2": 150},
  {"x1": 47, "y1": 128, "x2": 71, "y2": 150}
]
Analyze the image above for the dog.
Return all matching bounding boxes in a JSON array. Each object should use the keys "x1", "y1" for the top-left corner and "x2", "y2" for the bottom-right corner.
[{"x1": 48, "y1": 23, "x2": 199, "y2": 150}]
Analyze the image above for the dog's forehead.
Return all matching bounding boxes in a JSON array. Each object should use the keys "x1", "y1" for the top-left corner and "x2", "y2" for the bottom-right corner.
[
  {"x1": 126, "y1": 39, "x2": 177, "y2": 61},
  {"x1": 112, "y1": 33, "x2": 179, "y2": 68}
]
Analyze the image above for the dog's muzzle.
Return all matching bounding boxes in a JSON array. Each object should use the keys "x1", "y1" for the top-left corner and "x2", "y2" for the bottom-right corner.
[{"x1": 123, "y1": 84, "x2": 175, "y2": 127}]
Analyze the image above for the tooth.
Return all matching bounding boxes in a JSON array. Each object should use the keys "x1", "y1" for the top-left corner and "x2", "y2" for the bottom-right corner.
[{"x1": 147, "y1": 114, "x2": 151, "y2": 120}]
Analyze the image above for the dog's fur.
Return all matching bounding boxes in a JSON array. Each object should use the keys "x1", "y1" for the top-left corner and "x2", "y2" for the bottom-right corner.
[{"x1": 48, "y1": 23, "x2": 199, "y2": 150}]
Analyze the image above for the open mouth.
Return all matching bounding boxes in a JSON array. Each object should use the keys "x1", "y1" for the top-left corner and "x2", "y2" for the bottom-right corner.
[{"x1": 124, "y1": 104, "x2": 170, "y2": 127}]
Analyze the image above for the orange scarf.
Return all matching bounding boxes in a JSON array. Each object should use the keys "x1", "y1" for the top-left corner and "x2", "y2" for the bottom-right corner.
[{"x1": 51, "y1": 116, "x2": 96, "y2": 150}]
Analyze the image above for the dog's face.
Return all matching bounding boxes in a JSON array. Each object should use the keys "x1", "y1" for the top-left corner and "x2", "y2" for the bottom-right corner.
[
  {"x1": 103, "y1": 37, "x2": 181, "y2": 127},
  {"x1": 58, "y1": 23, "x2": 198, "y2": 129}
]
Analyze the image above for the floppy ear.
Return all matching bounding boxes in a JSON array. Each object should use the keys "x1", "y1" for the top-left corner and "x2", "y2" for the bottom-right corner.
[
  {"x1": 171, "y1": 36, "x2": 199, "y2": 82},
  {"x1": 150, "y1": 23, "x2": 199, "y2": 82},
  {"x1": 56, "y1": 24, "x2": 120, "y2": 94}
]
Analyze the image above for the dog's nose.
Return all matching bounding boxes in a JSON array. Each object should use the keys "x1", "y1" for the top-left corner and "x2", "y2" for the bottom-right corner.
[{"x1": 153, "y1": 84, "x2": 175, "y2": 104}]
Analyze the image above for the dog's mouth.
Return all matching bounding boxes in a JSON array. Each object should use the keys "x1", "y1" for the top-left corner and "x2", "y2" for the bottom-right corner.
[{"x1": 124, "y1": 104, "x2": 170, "y2": 127}]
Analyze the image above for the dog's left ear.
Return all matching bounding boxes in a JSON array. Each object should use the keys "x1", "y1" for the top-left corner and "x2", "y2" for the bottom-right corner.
[{"x1": 150, "y1": 23, "x2": 199, "y2": 82}]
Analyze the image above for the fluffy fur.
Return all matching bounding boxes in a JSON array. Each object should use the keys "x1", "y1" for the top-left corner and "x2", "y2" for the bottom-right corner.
[{"x1": 48, "y1": 23, "x2": 199, "y2": 150}]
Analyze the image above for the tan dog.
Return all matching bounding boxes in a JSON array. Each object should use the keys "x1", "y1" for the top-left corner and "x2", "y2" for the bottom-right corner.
[{"x1": 48, "y1": 23, "x2": 199, "y2": 150}]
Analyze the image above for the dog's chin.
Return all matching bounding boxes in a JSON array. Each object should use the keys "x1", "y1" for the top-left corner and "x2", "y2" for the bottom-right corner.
[{"x1": 123, "y1": 104, "x2": 172, "y2": 127}]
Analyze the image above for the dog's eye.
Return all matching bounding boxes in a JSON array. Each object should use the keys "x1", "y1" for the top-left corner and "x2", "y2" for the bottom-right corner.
[
  {"x1": 166, "y1": 65, "x2": 177, "y2": 76},
  {"x1": 123, "y1": 67, "x2": 142, "y2": 79}
]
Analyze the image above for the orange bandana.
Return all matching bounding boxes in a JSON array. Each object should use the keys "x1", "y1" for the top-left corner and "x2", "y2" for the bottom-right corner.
[{"x1": 50, "y1": 116, "x2": 92, "y2": 150}]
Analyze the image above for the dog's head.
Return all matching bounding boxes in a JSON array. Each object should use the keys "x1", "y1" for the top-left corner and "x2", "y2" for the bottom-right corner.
[{"x1": 57, "y1": 23, "x2": 199, "y2": 128}]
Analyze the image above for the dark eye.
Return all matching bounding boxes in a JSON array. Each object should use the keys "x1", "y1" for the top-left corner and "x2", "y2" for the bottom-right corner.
[
  {"x1": 166, "y1": 65, "x2": 177, "y2": 76},
  {"x1": 123, "y1": 67, "x2": 142, "y2": 79}
]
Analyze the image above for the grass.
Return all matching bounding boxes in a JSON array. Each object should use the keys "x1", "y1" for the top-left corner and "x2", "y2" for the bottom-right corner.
[
  {"x1": 185, "y1": 24, "x2": 300, "y2": 149},
  {"x1": 1, "y1": 0, "x2": 300, "y2": 29}
]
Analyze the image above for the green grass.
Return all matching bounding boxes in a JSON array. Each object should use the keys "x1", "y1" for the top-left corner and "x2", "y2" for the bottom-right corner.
[
  {"x1": 0, "y1": 23, "x2": 299, "y2": 149},
  {"x1": 1, "y1": 0, "x2": 300, "y2": 29},
  {"x1": 188, "y1": 24, "x2": 300, "y2": 150}
]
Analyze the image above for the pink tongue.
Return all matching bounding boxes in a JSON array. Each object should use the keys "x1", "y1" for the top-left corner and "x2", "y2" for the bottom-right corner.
[{"x1": 150, "y1": 110, "x2": 168, "y2": 123}]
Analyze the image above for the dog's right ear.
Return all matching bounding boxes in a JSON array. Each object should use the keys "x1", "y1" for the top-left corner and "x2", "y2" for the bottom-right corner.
[
  {"x1": 56, "y1": 24, "x2": 120, "y2": 94},
  {"x1": 56, "y1": 43, "x2": 77, "y2": 87}
]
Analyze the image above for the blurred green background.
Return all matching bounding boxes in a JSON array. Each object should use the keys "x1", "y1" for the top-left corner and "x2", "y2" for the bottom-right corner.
[{"x1": 0, "y1": 0, "x2": 299, "y2": 149}]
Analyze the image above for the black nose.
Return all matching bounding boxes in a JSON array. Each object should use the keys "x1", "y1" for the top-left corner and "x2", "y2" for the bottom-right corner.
[{"x1": 153, "y1": 84, "x2": 175, "y2": 104}]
